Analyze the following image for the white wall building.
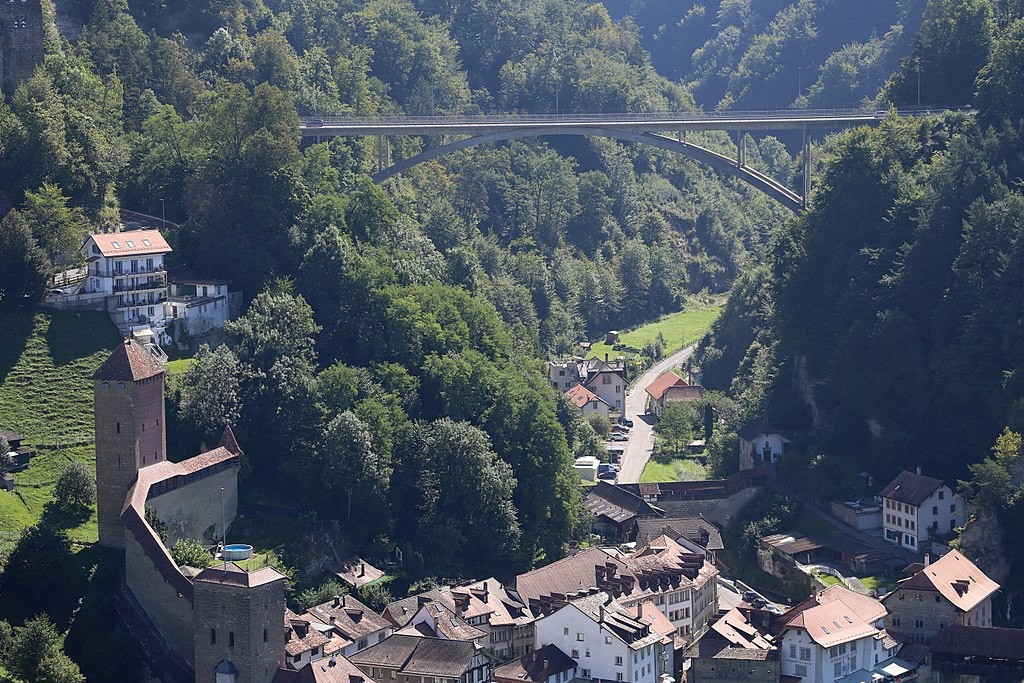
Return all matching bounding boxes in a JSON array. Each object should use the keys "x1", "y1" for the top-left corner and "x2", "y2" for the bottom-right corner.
[
  {"x1": 166, "y1": 268, "x2": 242, "y2": 343},
  {"x1": 82, "y1": 230, "x2": 171, "y2": 336},
  {"x1": 776, "y1": 586, "x2": 900, "y2": 683},
  {"x1": 534, "y1": 593, "x2": 670, "y2": 683},
  {"x1": 879, "y1": 470, "x2": 966, "y2": 552}
]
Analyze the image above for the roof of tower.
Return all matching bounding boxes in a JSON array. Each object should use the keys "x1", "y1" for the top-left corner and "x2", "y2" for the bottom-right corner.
[
  {"x1": 194, "y1": 562, "x2": 286, "y2": 588},
  {"x1": 219, "y1": 425, "x2": 242, "y2": 454},
  {"x1": 91, "y1": 338, "x2": 165, "y2": 381}
]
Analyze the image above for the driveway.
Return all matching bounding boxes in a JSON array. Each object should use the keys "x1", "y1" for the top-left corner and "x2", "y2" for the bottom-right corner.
[{"x1": 616, "y1": 344, "x2": 696, "y2": 484}]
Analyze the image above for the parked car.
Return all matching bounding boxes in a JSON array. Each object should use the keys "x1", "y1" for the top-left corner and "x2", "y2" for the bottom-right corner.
[
  {"x1": 598, "y1": 470, "x2": 617, "y2": 480},
  {"x1": 618, "y1": 417, "x2": 634, "y2": 428},
  {"x1": 598, "y1": 463, "x2": 620, "y2": 475},
  {"x1": 609, "y1": 433, "x2": 629, "y2": 442},
  {"x1": 610, "y1": 424, "x2": 631, "y2": 434}
]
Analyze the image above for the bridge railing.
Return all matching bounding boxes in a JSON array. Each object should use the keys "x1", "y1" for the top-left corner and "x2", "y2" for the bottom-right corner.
[{"x1": 299, "y1": 106, "x2": 960, "y2": 126}]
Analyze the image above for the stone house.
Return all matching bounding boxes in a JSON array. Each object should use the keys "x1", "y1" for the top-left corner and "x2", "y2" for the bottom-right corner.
[
  {"x1": 882, "y1": 549, "x2": 999, "y2": 644},
  {"x1": 683, "y1": 607, "x2": 779, "y2": 683},
  {"x1": 879, "y1": 469, "x2": 966, "y2": 553},
  {"x1": 545, "y1": 357, "x2": 627, "y2": 414},
  {"x1": 302, "y1": 594, "x2": 392, "y2": 657}
]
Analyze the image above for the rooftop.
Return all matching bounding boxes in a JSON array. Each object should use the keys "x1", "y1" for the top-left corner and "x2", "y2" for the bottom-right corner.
[
  {"x1": 194, "y1": 561, "x2": 287, "y2": 589},
  {"x1": 305, "y1": 594, "x2": 391, "y2": 642},
  {"x1": 778, "y1": 585, "x2": 886, "y2": 648},
  {"x1": 645, "y1": 371, "x2": 689, "y2": 401},
  {"x1": 91, "y1": 338, "x2": 166, "y2": 382},
  {"x1": 879, "y1": 470, "x2": 947, "y2": 506},
  {"x1": 886, "y1": 549, "x2": 999, "y2": 613},
  {"x1": 494, "y1": 643, "x2": 576, "y2": 683},
  {"x1": 86, "y1": 229, "x2": 172, "y2": 257},
  {"x1": 929, "y1": 625, "x2": 1024, "y2": 660},
  {"x1": 348, "y1": 635, "x2": 479, "y2": 677}
]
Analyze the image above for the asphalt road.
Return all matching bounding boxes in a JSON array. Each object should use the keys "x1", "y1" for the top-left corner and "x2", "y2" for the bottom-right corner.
[{"x1": 616, "y1": 344, "x2": 696, "y2": 484}]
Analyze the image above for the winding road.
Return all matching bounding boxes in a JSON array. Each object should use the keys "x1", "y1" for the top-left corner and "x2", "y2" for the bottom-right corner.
[{"x1": 615, "y1": 344, "x2": 697, "y2": 484}]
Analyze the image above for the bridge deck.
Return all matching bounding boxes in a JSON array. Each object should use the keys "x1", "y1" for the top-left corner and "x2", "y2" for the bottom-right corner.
[{"x1": 299, "y1": 108, "x2": 932, "y2": 136}]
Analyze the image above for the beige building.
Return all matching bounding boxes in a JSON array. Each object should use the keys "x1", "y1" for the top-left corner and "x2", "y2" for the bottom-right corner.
[{"x1": 882, "y1": 549, "x2": 999, "y2": 644}]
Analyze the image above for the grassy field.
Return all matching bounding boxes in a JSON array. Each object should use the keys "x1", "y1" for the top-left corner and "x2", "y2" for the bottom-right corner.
[
  {"x1": 586, "y1": 305, "x2": 722, "y2": 360},
  {"x1": 0, "y1": 309, "x2": 119, "y2": 543},
  {"x1": 640, "y1": 455, "x2": 707, "y2": 483},
  {"x1": 165, "y1": 358, "x2": 192, "y2": 375}
]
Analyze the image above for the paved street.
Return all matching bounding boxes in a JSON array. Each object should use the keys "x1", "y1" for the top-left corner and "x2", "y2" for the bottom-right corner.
[{"x1": 616, "y1": 344, "x2": 696, "y2": 483}]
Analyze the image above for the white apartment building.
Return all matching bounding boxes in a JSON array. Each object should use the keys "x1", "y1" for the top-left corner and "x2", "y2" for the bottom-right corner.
[
  {"x1": 534, "y1": 592, "x2": 670, "y2": 683},
  {"x1": 776, "y1": 586, "x2": 900, "y2": 683},
  {"x1": 82, "y1": 230, "x2": 171, "y2": 336},
  {"x1": 879, "y1": 469, "x2": 966, "y2": 552}
]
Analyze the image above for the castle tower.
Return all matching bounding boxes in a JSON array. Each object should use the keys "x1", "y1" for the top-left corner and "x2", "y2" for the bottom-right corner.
[
  {"x1": 193, "y1": 564, "x2": 287, "y2": 683},
  {"x1": 0, "y1": 0, "x2": 44, "y2": 99},
  {"x1": 92, "y1": 338, "x2": 167, "y2": 549}
]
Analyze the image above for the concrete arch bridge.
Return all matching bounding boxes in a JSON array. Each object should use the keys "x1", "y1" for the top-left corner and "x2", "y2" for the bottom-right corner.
[{"x1": 300, "y1": 109, "x2": 923, "y2": 212}]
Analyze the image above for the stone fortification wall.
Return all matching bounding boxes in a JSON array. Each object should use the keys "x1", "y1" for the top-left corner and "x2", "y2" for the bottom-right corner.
[
  {"x1": 147, "y1": 464, "x2": 238, "y2": 546},
  {"x1": 0, "y1": 0, "x2": 43, "y2": 98},
  {"x1": 125, "y1": 515, "x2": 196, "y2": 667}
]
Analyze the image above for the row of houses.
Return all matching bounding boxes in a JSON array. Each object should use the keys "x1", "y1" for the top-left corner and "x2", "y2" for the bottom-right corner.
[
  {"x1": 274, "y1": 534, "x2": 721, "y2": 683},
  {"x1": 687, "y1": 548, "x2": 1017, "y2": 683}
]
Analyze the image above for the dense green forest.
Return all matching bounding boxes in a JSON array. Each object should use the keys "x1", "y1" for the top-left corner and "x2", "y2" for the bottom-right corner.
[
  {"x1": 697, "y1": 0, "x2": 1024, "y2": 611},
  {"x1": 2, "y1": 0, "x2": 1024, "y2": 637}
]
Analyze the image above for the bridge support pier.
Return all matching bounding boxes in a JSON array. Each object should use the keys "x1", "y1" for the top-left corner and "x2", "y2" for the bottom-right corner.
[
  {"x1": 735, "y1": 131, "x2": 746, "y2": 168},
  {"x1": 802, "y1": 128, "x2": 811, "y2": 209}
]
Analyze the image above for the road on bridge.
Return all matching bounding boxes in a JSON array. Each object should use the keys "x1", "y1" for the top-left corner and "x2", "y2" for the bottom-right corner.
[{"x1": 615, "y1": 344, "x2": 696, "y2": 484}]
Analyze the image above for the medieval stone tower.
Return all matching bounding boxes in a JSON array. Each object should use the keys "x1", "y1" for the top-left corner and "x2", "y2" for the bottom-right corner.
[
  {"x1": 93, "y1": 338, "x2": 167, "y2": 549},
  {"x1": 0, "y1": 0, "x2": 44, "y2": 99},
  {"x1": 192, "y1": 564, "x2": 286, "y2": 683}
]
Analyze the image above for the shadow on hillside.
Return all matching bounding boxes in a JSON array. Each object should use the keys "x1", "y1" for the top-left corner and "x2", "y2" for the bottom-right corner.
[
  {"x1": 0, "y1": 308, "x2": 36, "y2": 386},
  {"x1": 43, "y1": 309, "x2": 119, "y2": 367}
]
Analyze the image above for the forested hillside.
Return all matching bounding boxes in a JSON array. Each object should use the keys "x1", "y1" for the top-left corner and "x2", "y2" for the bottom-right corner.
[{"x1": 697, "y1": 0, "x2": 1024, "y2": 608}]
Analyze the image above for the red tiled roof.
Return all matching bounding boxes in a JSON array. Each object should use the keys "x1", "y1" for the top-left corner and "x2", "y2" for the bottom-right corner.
[
  {"x1": 513, "y1": 548, "x2": 631, "y2": 608},
  {"x1": 565, "y1": 384, "x2": 608, "y2": 409},
  {"x1": 645, "y1": 371, "x2": 688, "y2": 401},
  {"x1": 778, "y1": 586, "x2": 885, "y2": 648},
  {"x1": 194, "y1": 562, "x2": 286, "y2": 588},
  {"x1": 87, "y1": 230, "x2": 171, "y2": 257},
  {"x1": 887, "y1": 549, "x2": 999, "y2": 613},
  {"x1": 494, "y1": 643, "x2": 577, "y2": 683},
  {"x1": 219, "y1": 425, "x2": 242, "y2": 454},
  {"x1": 91, "y1": 338, "x2": 166, "y2": 381}
]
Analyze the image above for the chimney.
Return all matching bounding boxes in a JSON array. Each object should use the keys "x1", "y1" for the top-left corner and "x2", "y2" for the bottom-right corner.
[
  {"x1": 917, "y1": 466, "x2": 922, "y2": 475},
  {"x1": 605, "y1": 353, "x2": 609, "y2": 363},
  {"x1": 359, "y1": 562, "x2": 365, "y2": 577},
  {"x1": 333, "y1": 595, "x2": 341, "y2": 608},
  {"x1": 532, "y1": 651, "x2": 539, "y2": 662},
  {"x1": 543, "y1": 660, "x2": 549, "y2": 671},
  {"x1": 637, "y1": 603, "x2": 643, "y2": 620},
  {"x1": 924, "y1": 553, "x2": 930, "y2": 567},
  {"x1": 599, "y1": 605, "x2": 605, "y2": 624}
]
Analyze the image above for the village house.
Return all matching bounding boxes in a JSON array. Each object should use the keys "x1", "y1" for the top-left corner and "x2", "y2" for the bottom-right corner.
[
  {"x1": 737, "y1": 418, "x2": 790, "y2": 469},
  {"x1": 533, "y1": 591, "x2": 672, "y2": 683},
  {"x1": 165, "y1": 266, "x2": 242, "y2": 345},
  {"x1": 644, "y1": 371, "x2": 703, "y2": 418},
  {"x1": 584, "y1": 481, "x2": 663, "y2": 542},
  {"x1": 683, "y1": 607, "x2": 779, "y2": 683},
  {"x1": 330, "y1": 557, "x2": 386, "y2": 590},
  {"x1": 284, "y1": 610, "x2": 331, "y2": 671},
  {"x1": 511, "y1": 538, "x2": 719, "y2": 643},
  {"x1": 347, "y1": 634, "x2": 490, "y2": 683},
  {"x1": 775, "y1": 585, "x2": 906, "y2": 683},
  {"x1": 564, "y1": 383, "x2": 612, "y2": 418},
  {"x1": 882, "y1": 549, "x2": 998, "y2": 644},
  {"x1": 1, "y1": 429, "x2": 33, "y2": 471},
  {"x1": 878, "y1": 469, "x2": 966, "y2": 553},
  {"x1": 302, "y1": 593, "x2": 392, "y2": 657},
  {"x1": 634, "y1": 517, "x2": 724, "y2": 566},
  {"x1": 451, "y1": 579, "x2": 536, "y2": 662},
  {"x1": 396, "y1": 599, "x2": 489, "y2": 646},
  {"x1": 928, "y1": 625, "x2": 1024, "y2": 681},
  {"x1": 493, "y1": 644, "x2": 577, "y2": 683},
  {"x1": 545, "y1": 356, "x2": 628, "y2": 413}
]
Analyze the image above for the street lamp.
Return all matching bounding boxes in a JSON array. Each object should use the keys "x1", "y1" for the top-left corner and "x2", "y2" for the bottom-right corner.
[
  {"x1": 916, "y1": 58, "x2": 921, "y2": 109},
  {"x1": 160, "y1": 198, "x2": 165, "y2": 229}
]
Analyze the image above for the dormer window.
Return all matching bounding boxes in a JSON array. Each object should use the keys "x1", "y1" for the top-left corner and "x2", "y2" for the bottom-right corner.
[
  {"x1": 126, "y1": 240, "x2": 136, "y2": 248},
  {"x1": 111, "y1": 241, "x2": 121, "y2": 248}
]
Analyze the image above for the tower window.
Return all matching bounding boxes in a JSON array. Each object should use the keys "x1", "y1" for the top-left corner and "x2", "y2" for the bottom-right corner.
[
  {"x1": 229, "y1": 632, "x2": 235, "y2": 647},
  {"x1": 116, "y1": 422, "x2": 120, "y2": 434},
  {"x1": 263, "y1": 629, "x2": 268, "y2": 642},
  {"x1": 210, "y1": 629, "x2": 216, "y2": 645}
]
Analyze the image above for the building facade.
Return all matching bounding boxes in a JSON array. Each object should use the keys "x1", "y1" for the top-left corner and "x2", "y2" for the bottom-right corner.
[
  {"x1": 82, "y1": 231, "x2": 172, "y2": 337},
  {"x1": 879, "y1": 470, "x2": 966, "y2": 552}
]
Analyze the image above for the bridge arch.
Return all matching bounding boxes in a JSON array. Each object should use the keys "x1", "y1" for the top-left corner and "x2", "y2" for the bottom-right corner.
[{"x1": 370, "y1": 126, "x2": 804, "y2": 212}]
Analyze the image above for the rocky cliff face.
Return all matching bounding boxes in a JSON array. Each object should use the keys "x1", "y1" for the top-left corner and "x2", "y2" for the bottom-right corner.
[
  {"x1": 956, "y1": 510, "x2": 1010, "y2": 585},
  {"x1": 0, "y1": 0, "x2": 43, "y2": 99}
]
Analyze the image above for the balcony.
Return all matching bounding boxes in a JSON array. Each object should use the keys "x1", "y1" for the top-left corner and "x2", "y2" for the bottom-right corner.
[
  {"x1": 112, "y1": 264, "x2": 167, "y2": 277},
  {"x1": 116, "y1": 294, "x2": 168, "y2": 310},
  {"x1": 113, "y1": 278, "x2": 167, "y2": 293}
]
